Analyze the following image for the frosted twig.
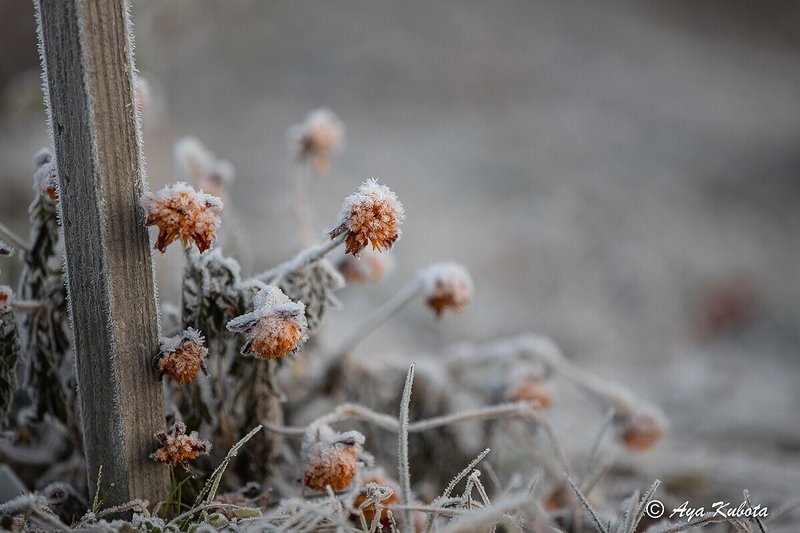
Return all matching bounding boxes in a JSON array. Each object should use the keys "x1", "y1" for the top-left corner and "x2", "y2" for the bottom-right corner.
[
  {"x1": 0, "y1": 220, "x2": 28, "y2": 251},
  {"x1": 264, "y1": 402, "x2": 545, "y2": 437},
  {"x1": 290, "y1": 160, "x2": 316, "y2": 247},
  {"x1": 245, "y1": 232, "x2": 347, "y2": 287},
  {"x1": 565, "y1": 475, "x2": 609, "y2": 533},
  {"x1": 743, "y1": 489, "x2": 767, "y2": 533},
  {"x1": 398, "y1": 364, "x2": 415, "y2": 532},
  {"x1": 193, "y1": 425, "x2": 263, "y2": 509},
  {"x1": 435, "y1": 493, "x2": 531, "y2": 533},
  {"x1": 10, "y1": 299, "x2": 46, "y2": 312},
  {"x1": 333, "y1": 276, "x2": 424, "y2": 357}
]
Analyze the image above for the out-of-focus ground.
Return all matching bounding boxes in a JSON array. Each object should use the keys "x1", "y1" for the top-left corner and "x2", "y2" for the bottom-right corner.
[{"x1": 2, "y1": 0, "x2": 799, "y2": 510}]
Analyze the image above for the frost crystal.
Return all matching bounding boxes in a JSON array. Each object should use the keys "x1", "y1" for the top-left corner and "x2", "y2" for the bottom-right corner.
[
  {"x1": 143, "y1": 181, "x2": 223, "y2": 253},
  {"x1": 329, "y1": 178, "x2": 404, "y2": 256},
  {"x1": 226, "y1": 285, "x2": 308, "y2": 360},
  {"x1": 150, "y1": 421, "x2": 211, "y2": 465},
  {"x1": 290, "y1": 108, "x2": 345, "y2": 175},
  {"x1": 301, "y1": 425, "x2": 365, "y2": 491},
  {"x1": 420, "y1": 262, "x2": 474, "y2": 316},
  {"x1": 156, "y1": 327, "x2": 208, "y2": 385}
]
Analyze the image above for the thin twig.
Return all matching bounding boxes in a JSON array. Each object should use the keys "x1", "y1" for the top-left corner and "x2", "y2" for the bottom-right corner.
[
  {"x1": 0, "y1": 220, "x2": 28, "y2": 251},
  {"x1": 244, "y1": 232, "x2": 347, "y2": 287}
]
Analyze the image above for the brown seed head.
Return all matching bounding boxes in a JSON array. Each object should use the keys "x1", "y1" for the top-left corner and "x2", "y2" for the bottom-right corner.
[
  {"x1": 351, "y1": 469, "x2": 401, "y2": 528},
  {"x1": 0, "y1": 286, "x2": 13, "y2": 310},
  {"x1": 150, "y1": 421, "x2": 211, "y2": 465},
  {"x1": 143, "y1": 182, "x2": 223, "y2": 253},
  {"x1": 156, "y1": 328, "x2": 208, "y2": 384},
  {"x1": 226, "y1": 286, "x2": 308, "y2": 360},
  {"x1": 33, "y1": 148, "x2": 58, "y2": 201},
  {"x1": 615, "y1": 409, "x2": 666, "y2": 452},
  {"x1": 301, "y1": 427, "x2": 365, "y2": 492},
  {"x1": 506, "y1": 376, "x2": 554, "y2": 410},
  {"x1": 291, "y1": 108, "x2": 344, "y2": 175},
  {"x1": 329, "y1": 178, "x2": 404, "y2": 256},
  {"x1": 421, "y1": 263, "x2": 474, "y2": 316},
  {"x1": 335, "y1": 248, "x2": 395, "y2": 285}
]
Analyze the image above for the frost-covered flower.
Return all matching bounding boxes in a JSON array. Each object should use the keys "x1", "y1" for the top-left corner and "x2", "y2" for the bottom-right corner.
[
  {"x1": 174, "y1": 137, "x2": 235, "y2": 197},
  {"x1": 143, "y1": 182, "x2": 223, "y2": 253},
  {"x1": 33, "y1": 148, "x2": 58, "y2": 201},
  {"x1": 335, "y1": 248, "x2": 395, "y2": 285},
  {"x1": 420, "y1": 263, "x2": 474, "y2": 316},
  {"x1": 506, "y1": 376, "x2": 554, "y2": 410},
  {"x1": 226, "y1": 285, "x2": 308, "y2": 360},
  {"x1": 0, "y1": 286, "x2": 12, "y2": 310},
  {"x1": 329, "y1": 179, "x2": 404, "y2": 257},
  {"x1": 615, "y1": 408, "x2": 666, "y2": 452},
  {"x1": 350, "y1": 469, "x2": 400, "y2": 528},
  {"x1": 134, "y1": 76, "x2": 151, "y2": 115},
  {"x1": 155, "y1": 328, "x2": 208, "y2": 385},
  {"x1": 301, "y1": 425, "x2": 365, "y2": 491},
  {"x1": 150, "y1": 421, "x2": 211, "y2": 465},
  {"x1": 290, "y1": 108, "x2": 344, "y2": 175}
]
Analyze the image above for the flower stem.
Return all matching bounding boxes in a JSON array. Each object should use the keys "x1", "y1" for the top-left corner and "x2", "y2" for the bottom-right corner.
[
  {"x1": 243, "y1": 233, "x2": 347, "y2": 288},
  {"x1": 0, "y1": 220, "x2": 28, "y2": 251}
]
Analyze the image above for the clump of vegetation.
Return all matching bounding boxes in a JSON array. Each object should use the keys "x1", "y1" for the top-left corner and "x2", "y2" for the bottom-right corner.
[{"x1": 0, "y1": 63, "x2": 790, "y2": 533}]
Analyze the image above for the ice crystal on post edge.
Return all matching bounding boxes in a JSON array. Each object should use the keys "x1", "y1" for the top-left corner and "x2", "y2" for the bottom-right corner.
[
  {"x1": 226, "y1": 285, "x2": 308, "y2": 360},
  {"x1": 421, "y1": 262, "x2": 474, "y2": 316},
  {"x1": 290, "y1": 108, "x2": 345, "y2": 175},
  {"x1": 301, "y1": 425, "x2": 366, "y2": 492},
  {"x1": 143, "y1": 182, "x2": 223, "y2": 253},
  {"x1": 155, "y1": 327, "x2": 208, "y2": 385},
  {"x1": 150, "y1": 421, "x2": 211, "y2": 466},
  {"x1": 329, "y1": 178, "x2": 404, "y2": 256}
]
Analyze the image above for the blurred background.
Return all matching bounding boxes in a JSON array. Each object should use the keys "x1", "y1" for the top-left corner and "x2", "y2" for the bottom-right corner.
[{"x1": 1, "y1": 0, "x2": 799, "y2": 506}]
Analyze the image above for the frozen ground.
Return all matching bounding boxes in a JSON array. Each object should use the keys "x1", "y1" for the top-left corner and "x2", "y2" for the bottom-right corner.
[{"x1": 1, "y1": 0, "x2": 799, "y2": 511}]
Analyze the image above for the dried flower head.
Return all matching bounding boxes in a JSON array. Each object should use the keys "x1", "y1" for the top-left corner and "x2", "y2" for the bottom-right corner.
[
  {"x1": 0, "y1": 286, "x2": 12, "y2": 310},
  {"x1": 615, "y1": 408, "x2": 666, "y2": 452},
  {"x1": 226, "y1": 285, "x2": 308, "y2": 360},
  {"x1": 335, "y1": 247, "x2": 395, "y2": 285},
  {"x1": 155, "y1": 328, "x2": 208, "y2": 384},
  {"x1": 174, "y1": 137, "x2": 235, "y2": 197},
  {"x1": 290, "y1": 108, "x2": 344, "y2": 175},
  {"x1": 351, "y1": 469, "x2": 400, "y2": 528},
  {"x1": 143, "y1": 181, "x2": 223, "y2": 253},
  {"x1": 506, "y1": 376, "x2": 554, "y2": 410},
  {"x1": 33, "y1": 148, "x2": 58, "y2": 201},
  {"x1": 420, "y1": 262, "x2": 474, "y2": 316},
  {"x1": 134, "y1": 76, "x2": 151, "y2": 115},
  {"x1": 329, "y1": 178, "x2": 404, "y2": 256},
  {"x1": 301, "y1": 425, "x2": 365, "y2": 492},
  {"x1": 150, "y1": 421, "x2": 211, "y2": 465}
]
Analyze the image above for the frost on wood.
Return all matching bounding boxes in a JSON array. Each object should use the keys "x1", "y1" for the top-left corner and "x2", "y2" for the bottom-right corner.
[
  {"x1": 329, "y1": 178, "x2": 405, "y2": 256},
  {"x1": 226, "y1": 285, "x2": 308, "y2": 360}
]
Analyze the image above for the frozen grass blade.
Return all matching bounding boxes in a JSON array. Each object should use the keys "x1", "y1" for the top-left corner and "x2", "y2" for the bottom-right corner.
[
  {"x1": 566, "y1": 474, "x2": 610, "y2": 533},
  {"x1": 743, "y1": 489, "x2": 767, "y2": 533},
  {"x1": 193, "y1": 424, "x2": 263, "y2": 509},
  {"x1": 398, "y1": 363, "x2": 415, "y2": 532}
]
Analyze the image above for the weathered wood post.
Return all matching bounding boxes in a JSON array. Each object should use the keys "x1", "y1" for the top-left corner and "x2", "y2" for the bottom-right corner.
[{"x1": 35, "y1": 0, "x2": 170, "y2": 506}]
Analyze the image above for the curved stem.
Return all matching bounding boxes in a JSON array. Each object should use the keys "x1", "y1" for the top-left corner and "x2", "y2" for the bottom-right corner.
[
  {"x1": 243, "y1": 233, "x2": 346, "y2": 288},
  {"x1": 0, "y1": 220, "x2": 28, "y2": 251}
]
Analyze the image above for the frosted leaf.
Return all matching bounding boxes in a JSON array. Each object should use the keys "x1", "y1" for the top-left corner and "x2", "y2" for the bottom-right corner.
[
  {"x1": 181, "y1": 248, "x2": 245, "y2": 336},
  {"x1": 329, "y1": 178, "x2": 405, "y2": 256},
  {"x1": 280, "y1": 258, "x2": 344, "y2": 334},
  {"x1": 420, "y1": 262, "x2": 474, "y2": 316}
]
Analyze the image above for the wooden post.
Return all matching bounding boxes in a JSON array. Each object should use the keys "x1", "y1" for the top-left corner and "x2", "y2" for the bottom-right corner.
[{"x1": 35, "y1": 0, "x2": 170, "y2": 506}]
